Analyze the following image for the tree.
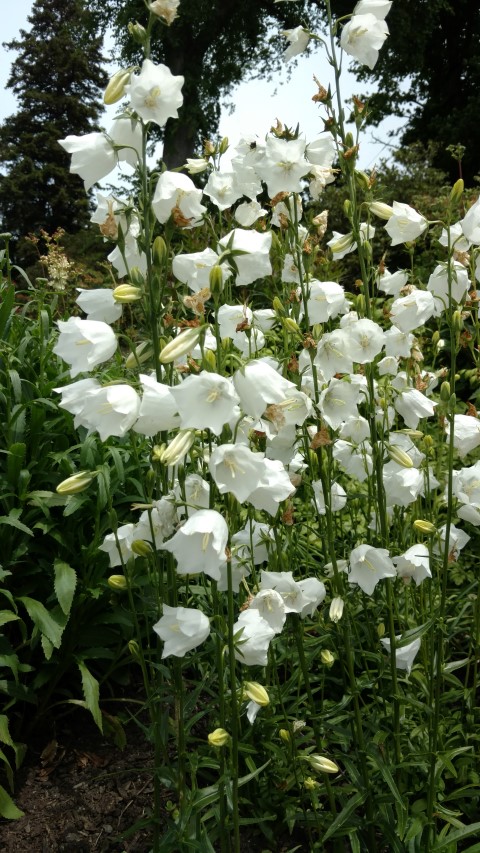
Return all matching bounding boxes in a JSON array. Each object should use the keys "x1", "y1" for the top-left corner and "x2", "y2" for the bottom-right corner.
[
  {"x1": 93, "y1": 0, "x2": 323, "y2": 168},
  {"x1": 335, "y1": 0, "x2": 480, "y2": 184},
  {"x1": 0, "y1": 0, "x2": 108, "y2": 239}
]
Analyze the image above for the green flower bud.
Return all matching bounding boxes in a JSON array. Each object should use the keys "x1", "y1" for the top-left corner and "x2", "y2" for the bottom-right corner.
[
  {"x1": 104, "y1": 68, "x2": 132, "y2": 105},
  {"x1": 219, "y1": 136, "x2": 229, "y2": 155},
  {"x1": 320, "y1": 649, "x2": 335, "y2": 666},
  {"x1": 128, "y1": 22, "x2": 147, "y2": 46},
  {"x1": 56, "y1": 471, "x2": 95, "y2": 495},
  {"x1": 387, "y1": 445, "x2": 414, "y2": 468},
  {"x1": 160, "y1": 429, "x2": 196, "y2": 466},
  {"x1": 113, "y1": 284, "x2": 142, "y2": 303},
  {"x1": 243, "y1": 682, "x2": 270, "y2": 707},
  {"x1": 450, "y1": 179, "x2": 464, "y2": 204},
  {"x1": 307, "y1": 754, "x2": 339, "y2": 775},
  {"x1": 209, "y1": 264, "x2": 224, "y2": 296},
  {"x1": 208, "y1": 728, "x2": 230, "y2": 747},
  {"x1": 160, "y1": 327, "x2": 202, "y2": 363},
  {"x1": 279, "y1": 729, "x2": 290, "y2": 743},
  {"x1": 368, "y1": 201, "x2": 394, "y2": 220},
  {"x1": 413, "y1": 519, "x2": 437, "y2": 535},
  {"x1": 131, "y1": 539, "x2": 153, "y2": 557},
  {"x1": 129, "y1": 267, "x2": 145, "y2": 287},
  {"x1": 440, "y1": 381, "x2": 451, "y2": 402},
  {"x1": 152, "y1": 236, "x2": 167, "y2": 267},
  {"x1": 125, "y1": 341, "x2": 153, "y2": 369},
  {"x1": 108, "y1": 574, "x2": 127, "y2": 591}
]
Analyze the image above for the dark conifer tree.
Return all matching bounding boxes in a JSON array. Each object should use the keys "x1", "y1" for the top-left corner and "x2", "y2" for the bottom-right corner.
[{"x1": 0, "y1": 0, "x2": 108, "y2": 238}]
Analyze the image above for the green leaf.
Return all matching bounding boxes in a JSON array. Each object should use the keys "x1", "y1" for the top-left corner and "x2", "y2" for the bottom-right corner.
[
  {"x1": 396, "y1": 621, "x2": 433, "y2": 648},
  {"x1": 0, "y1": 612, "x2": 20, "y2": 628},
  {"x1": 53, "y1": 560, "x2": 77, "y2": 616},
  {"x1": 0, "y1": 283, "x2": 15, "y2": 340},
  {"x1": 18, "y1": 597, "x2": 64, "y2": 648},
  {"x1": 0, "y1": 784, "x2": 24, "y2": 819},
  {"x1": 322, "y1": 791, "x2": 366, "y2": 842},
  {"x1": 0, "y1": 715, "x2": 14, "y2": 747},
  {"x1": 77, "y1": 660, "x2": 103, "y2": 733},
  {"x1": 432, "y1": 823, "x2": 480, "y2": 850},
  {"x1": 0, "y1": 515, "x2": 33, "y2": 537}
]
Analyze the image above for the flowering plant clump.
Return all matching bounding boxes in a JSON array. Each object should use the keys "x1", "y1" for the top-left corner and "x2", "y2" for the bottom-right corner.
[{"x1": 47, "y1": 0, "x2": 480, "y2": 850}]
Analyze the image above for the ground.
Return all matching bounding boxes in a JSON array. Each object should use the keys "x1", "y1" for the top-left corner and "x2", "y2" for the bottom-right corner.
[{"x1": 0, "y1": 713, "x2": 154, "y2": 852}]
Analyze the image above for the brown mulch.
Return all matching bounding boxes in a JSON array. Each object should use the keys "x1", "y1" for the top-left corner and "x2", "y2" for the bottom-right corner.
[{"x1": 0, "y1": 713, "x2": 155, "y2": 852}]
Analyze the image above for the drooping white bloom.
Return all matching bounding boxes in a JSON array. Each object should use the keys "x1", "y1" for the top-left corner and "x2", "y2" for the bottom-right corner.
[
  {"x1": 249, "y1": 589, "x2": 286, "y2": 634},
  {"x1": 383, "y1": 465, "x2": 425, "y2": 507},
  {"x1": 76, "y1": 384, "x2": 141, "y2": 441},
  {"x1": 314, "y1": 329, "x2": 354, "y2": 380},
  {"x1": 126, "y1": 58, "x2": 184, "y2": 126},
  {"x1": 176, "y1": 473, "x2": 211, "y2": 518},
  {"x1": 384, "y1": 326, "x2": 415, "y2": 358},
  {"x1": 75, "y1": 288, "x2": 122, "y2": 324},
  {"x1": 170, "y1": 372, "x2": 240, "y2": 435},
  {"x1": 55, "y1": 377, "x2": 101, "y2": 421},
  {"x1": 231, "y1": 521, "x2": 273, "y2": 568},
  {"x1": 247, "y1": 457, "x2": 295, "y2": 516},
  {"x1": 99, "y1": 523, "x2": 135, "y2": 567},
  {"x1": 234, "y1": 360, "x2": 295, "y2": 419},
  {"x1": 233, "y1": 610, "x2": 276, "y2": 666},
  {"x1": 435, "y1": 523, "x2": 470, "y2": 560},
  {"x1": 133, "y1": 375, "x2": 180, "y2": 435},
  {"x1": 339, "y1": 415, "x2": 370, "y2": 444},
  {"x1": 152, "y1": 171, "x2": 206, "y2": 228},
  {"x1": 305, "y1": 132, "x2": 336, "y2": 168},
  {"x1": 394, "y1": 388, "x2": 437, "y2": 430},
  {"x1": 447, "y1": 414, "x2": 480, "y2": 457},
  {"x1": 312, "y1": 480, "x2": 347, "y2": 515},
  {"x1": 134, "y1": 498, "x2": 177, "y2": 549},
  {"x1": 343, "y1": 317, "x2": 385, "y2": 364},
  {"x1": 354, "y1": 0, "x2": 392, "y2": 17},
  {"x1": 390, "y1": 289, "x2": 436, "y2": 332},
  {"x1": 340, "y1": 13, "x2": 389, "y2": 70},
  {"x1": 108, "y1": 116, "x2": 143, "y2": 168},
  {"x1": 153, "y1": 605, "x2": 210, "y2": 658},
  {"x1": 376, "y1": 268, "x2": 409, "y2": 297},
  {"x1": 256, "y1": 137, "x2": 310, "y2": 197},
  {"x1": 393, "y1": 545, "x2": 431, "y2": 585},
  {"x1": 209, "y1": 444, "x2": 264, "y2": 502},
  {"x1": 427, "y1": 262, "x2": 469, "y2": 316},
  {"x1": 439, "y1": 222, "x2": 470, "y2": 254},
  {"x1": 282, "y1": 26, "x2": 310, "y2": 62},
  {"x1": 460, "y1": 197, "x2": 480, "y2": 246},
  {"x1": 297, "y1": 578, "x2": 327, "y2": 618},
  {"x1": 59, "y1": 132, "x2": 117, "y2": 189},
  {"x1": 380, "y1": 636, "x2": 421, "y2": 674},
  {"x1": 217, "y1": 303, "x2": 253, "y2": 339},
  {"x1": 149, "y1": 0, "x2": 180, "y2": 25},
  {"x1": 319, "y1": 378, "x2": 361, "y2": 430},
  {"x1": 218, "y1": 229, "x2": 272, "y2": 286},
  {"x1": 306, "y1": 280, "x2": 348, "y2": 324},
  {"x1": 162, "y1": 509, "x2": 228, "y2": 581},
  {"x1": 173, "y1": 247, "x2": 230, "y2": 292},
  {"x1": 348, "y1": 544, "x2": 396, "y2": 595},
  {"x1": 384, "y1": 202, "x2": 428, "y2": 246},
  {"x1": 54, "y1": 317, "x2": 117, "y2": 377},
  {"x1": 235, "y1": 201, "x2": 267, "y2": 227},
  {"x1": 452, "y1": 461, "x2": 480, "y2": 526},
  {"x1": 203, "y1": 170, "x2": 243, "y2": 211},
  {"x1": 260, "y1": 570, "x2": 306, "y2": 614}
]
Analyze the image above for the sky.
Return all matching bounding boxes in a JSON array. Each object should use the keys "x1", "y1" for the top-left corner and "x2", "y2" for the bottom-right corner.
[{"x1": 0, "y1": 1, "x2": 403, "y2": 173}]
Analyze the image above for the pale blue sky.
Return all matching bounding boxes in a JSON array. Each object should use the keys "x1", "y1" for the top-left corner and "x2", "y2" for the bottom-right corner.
[{"x1": 0, "y1": 1, "x2": 402, "y2": 171}]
